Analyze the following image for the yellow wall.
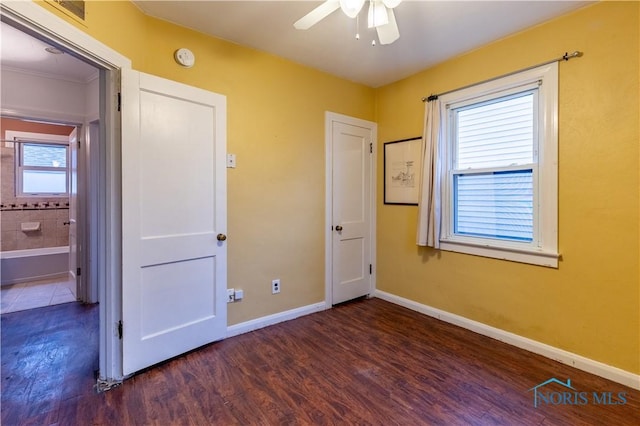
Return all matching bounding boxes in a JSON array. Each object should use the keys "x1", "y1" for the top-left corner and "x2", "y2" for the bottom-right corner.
[
  {"x1": 35, "y1": 1, "x2": 639, "y2": 375},
  {"x1": 36, "y1": 1, "x2": 375, "y2": 324},
  {"x1": 375, "y1": 2, "x2": 639, "y2": 374}
]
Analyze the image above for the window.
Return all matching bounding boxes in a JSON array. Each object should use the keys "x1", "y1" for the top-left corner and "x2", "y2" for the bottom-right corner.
[
  {"x1": 8, "y1": 131, "x2": 71, "y2": 197},
  {"x1": 439, "y1": 63, "x2": 558, "y2": 267}
]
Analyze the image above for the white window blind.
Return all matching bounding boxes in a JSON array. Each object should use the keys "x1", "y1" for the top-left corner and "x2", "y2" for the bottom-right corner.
[
  {"x1": 456, "y1": 93, "x2": 534, "y2": 169},
  {"x1": 454, "y1": 170, "x2": 533, "y2": 241},
  {"x1": 452, "y1": 91, "x2": 536, "y2": 242}
]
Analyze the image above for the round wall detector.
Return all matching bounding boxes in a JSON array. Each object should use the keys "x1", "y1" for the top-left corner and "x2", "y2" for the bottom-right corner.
[{"x1": 174, "y1": 48, "x2": 195, "y2": 68}]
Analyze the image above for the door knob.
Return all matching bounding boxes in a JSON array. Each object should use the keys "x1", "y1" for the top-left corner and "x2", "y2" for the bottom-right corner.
[
  {"x1": 217, "y1": 233, "x2": 227, "y2": 241},
  {"x1": 335, "y1": 225, "x2": 343, "y2": 231}
]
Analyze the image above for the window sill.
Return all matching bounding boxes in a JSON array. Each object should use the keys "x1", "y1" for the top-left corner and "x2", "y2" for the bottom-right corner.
[
  {"x1": 439, "y1": 240, "x2": 559, "y2": 268},
  {"x1": 16, "y1": 194, "x2": 69, "y2": 198}
]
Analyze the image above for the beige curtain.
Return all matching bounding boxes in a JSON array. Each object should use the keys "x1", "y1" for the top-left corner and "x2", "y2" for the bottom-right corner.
[{"x1": 416, "y1": 98, "x2": 443, "y2": 248}]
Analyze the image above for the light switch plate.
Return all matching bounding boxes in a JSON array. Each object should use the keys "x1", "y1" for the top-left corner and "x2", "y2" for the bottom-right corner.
[{"x1": 226, "y1": 154, "x2": 236, "y2": 168}]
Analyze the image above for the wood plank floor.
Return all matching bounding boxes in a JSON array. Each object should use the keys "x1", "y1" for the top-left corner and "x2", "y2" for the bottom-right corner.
[{"x1": 2, "y1": 298, "x2": 639, "y2": 425}]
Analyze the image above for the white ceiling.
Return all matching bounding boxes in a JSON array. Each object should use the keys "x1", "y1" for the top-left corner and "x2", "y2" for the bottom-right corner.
[
  {"x1": 0, "y1": 21, "x2": 97, "y2": 82},
  {"x1": 0, "y1": 1, "x2": 592, "y2": 87},
  {"x1": 133, "y1": 0, "x2": 592, "y2": 87}
]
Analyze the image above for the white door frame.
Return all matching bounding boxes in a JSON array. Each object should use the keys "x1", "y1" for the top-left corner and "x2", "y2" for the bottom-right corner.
[
  {"x1": 324, "y1": 112, "x2": 377, "y2": 306},
  {"x1": 1, "y1": 1, "x2": 131, "y2": 386},
  {"x1": 4, "y1": 124, "x2": 86, "y2": 298},
  {"x1": 86, "y1": 119, "x2": 101, "y2": 304}
]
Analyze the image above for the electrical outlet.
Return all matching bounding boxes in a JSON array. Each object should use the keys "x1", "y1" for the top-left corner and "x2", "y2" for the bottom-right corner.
[
  {"x1": 234, "y1": 289, "x2": 244, "y2": 301},
  {"x1": 271, "y1": 279, "x2": 280, "y2": 294},
  {"x1": 227, "y1": 288, "x2": 235, "y2": 303}
]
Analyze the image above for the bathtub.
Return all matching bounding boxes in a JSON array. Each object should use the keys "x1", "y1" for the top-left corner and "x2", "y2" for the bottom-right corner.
[{"x1": 0, "y1": 246, "x2": 69, "y2": 286}]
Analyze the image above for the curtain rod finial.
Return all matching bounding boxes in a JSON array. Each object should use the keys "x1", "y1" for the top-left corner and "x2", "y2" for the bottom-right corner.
[{"x1": 563, "y1": 51, "x2": 583, "y2": 60}]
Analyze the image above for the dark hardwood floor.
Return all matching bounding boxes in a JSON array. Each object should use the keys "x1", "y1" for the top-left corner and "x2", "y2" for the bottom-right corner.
[{"x1": 2, "y1": 298, "x2": 639, "y2": 425}]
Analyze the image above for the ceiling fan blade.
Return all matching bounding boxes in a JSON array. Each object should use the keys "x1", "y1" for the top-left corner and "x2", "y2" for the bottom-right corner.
[
  {"x1": 376, "y1": 8, "x2": 399, "y2": 44},
  {"x1": 368, "y1": 0, "x2": 389, "y2": 28},
  {"x1": 294, "y1": 1, "x2": 341, "y2": 30}
]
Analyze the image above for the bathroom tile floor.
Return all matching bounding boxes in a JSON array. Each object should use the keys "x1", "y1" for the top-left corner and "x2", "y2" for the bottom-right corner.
[{"x1": 1, "y1": 276, "x2": 76, "y2": 314}]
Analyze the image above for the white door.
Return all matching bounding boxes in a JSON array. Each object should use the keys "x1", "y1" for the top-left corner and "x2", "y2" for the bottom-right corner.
[
  {"x1": 121, "y1": 70, "x2": 227, "y2": 376},
  {"x1": 329, "y1": 114, "x2": 375, "y2": 304},
  {"x1": 68, "y1": 127, "x2": 79, "y2": 300}
]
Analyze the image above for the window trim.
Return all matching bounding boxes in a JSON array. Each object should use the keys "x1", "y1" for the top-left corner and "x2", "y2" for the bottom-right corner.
[
  {"x1": 438, "y1": 63, "x2": 559, "y2": 268},
  {"x1": 6, "y1": 130, "x2": 70, "y2": 198}
]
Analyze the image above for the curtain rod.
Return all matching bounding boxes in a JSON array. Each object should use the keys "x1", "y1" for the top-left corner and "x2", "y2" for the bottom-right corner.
[{"x1": 421, "y1": 51, "x2": 583, "y2": 102}]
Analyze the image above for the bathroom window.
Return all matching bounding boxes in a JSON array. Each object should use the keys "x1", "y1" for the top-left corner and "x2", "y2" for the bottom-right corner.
[{"x1": 16, "y1": 141, "x2": 70, "y2": 197}]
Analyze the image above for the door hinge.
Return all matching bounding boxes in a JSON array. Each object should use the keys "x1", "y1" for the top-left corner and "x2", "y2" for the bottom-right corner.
[
  {"x1": 117, "y1": 92, "x2": 121, "y2": 112},
  {"x1": 369, "y1": 264, "x2": 372, "y2": 275},
  {"x1": 117, "y1": 320, "x2": 123, "y2": 340},
  {"x1": 77, "y1": 140, "x2": 81, "y2": 149},
  {"x1": 76, "y1": 267, "x2": 81, "y2": 276},
  {"x1": 369, "y1": 143, "x2": 373, "y2": 153}
]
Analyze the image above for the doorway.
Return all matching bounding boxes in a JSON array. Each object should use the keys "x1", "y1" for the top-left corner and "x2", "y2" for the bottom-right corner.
[
  {"x1": 325, "y1": 112, "x2": 377, "y2": 306},
  {"x1": 0, "y1": 1, "x2": 129, "y2": 386},
  {"x1": 0, "y1": 120, "x2": 80, "y2": 313},
  {"x1": 2, "y1": 1, "x2": 229, "y2": 385}
]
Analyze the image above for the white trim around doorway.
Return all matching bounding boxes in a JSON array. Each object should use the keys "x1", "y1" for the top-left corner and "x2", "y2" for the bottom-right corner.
[
  {"x1": 1, "y1": 0, "x2": 131, "y2": 387},
  {"x1": 324, "y1": 112, "x2": 377, "y2": 307}
]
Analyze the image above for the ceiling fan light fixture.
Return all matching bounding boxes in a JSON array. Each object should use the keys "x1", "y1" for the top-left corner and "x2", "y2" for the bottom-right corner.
[
  {"x1": 368, "y1": 0, "x2": 389, "y2": 28},
  {"x1": 340, "y1": 0, "x2": 365, "y2": 18}
]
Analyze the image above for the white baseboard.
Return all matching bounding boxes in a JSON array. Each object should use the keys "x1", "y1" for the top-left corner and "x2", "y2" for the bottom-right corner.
[
  {"x1": 374, "y1": 290, "x2": 640, "y2": 391},
  {"x1": 1, "y1": 272, "x2": 69, "y2": 287},
  {"x1": 226, "y1": 302, "x2": 328, "y2": 338}
]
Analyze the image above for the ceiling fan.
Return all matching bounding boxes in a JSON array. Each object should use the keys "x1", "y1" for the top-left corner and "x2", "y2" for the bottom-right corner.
[{"x1": 294, "y1": 0, "x2": 401, "y2": 45}]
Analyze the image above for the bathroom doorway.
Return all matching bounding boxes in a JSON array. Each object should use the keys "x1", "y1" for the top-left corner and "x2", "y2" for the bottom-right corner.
[
  {"x1": 0, "y1": 22, "x2": 100, "y2": 313},
  {"x1": 0, "y1": 119, "x2": 78, "y2": 313}
]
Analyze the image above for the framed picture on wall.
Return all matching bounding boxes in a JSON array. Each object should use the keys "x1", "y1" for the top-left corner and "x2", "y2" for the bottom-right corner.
[{"x1": 384, "y1": 137, "x2": 423, "y2": 205}]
